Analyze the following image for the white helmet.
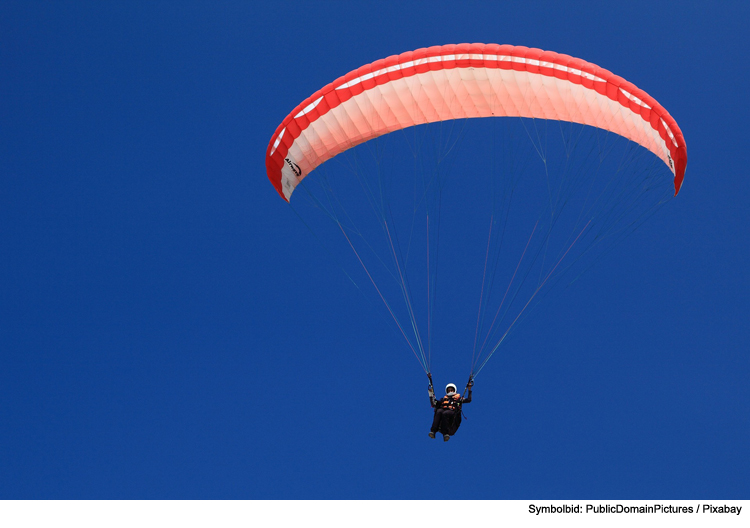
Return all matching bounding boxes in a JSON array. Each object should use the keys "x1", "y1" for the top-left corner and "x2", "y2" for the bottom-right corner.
[{"x1": 446, "y1": 383, "x2": 457, "y2": 394}]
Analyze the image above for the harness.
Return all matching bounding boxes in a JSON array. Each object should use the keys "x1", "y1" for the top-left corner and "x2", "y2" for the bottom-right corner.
[{"x1": 438, "y1": 395, "x2": 462, "y2": 411}]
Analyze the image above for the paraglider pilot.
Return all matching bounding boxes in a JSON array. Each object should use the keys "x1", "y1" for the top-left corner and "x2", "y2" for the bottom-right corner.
[{"x1": 429, "y1": 377, "x2": 473, "y2": 441}]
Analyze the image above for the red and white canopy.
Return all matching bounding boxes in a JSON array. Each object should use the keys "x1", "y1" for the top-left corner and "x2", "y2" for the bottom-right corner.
[{"x1": 266, "y1": 44, "x2": 687, "y2": 201}]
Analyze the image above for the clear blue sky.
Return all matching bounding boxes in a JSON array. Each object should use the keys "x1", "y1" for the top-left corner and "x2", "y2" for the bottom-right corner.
[{"x1": 1, "y1": 1, "x2": 747, "y2": 499}]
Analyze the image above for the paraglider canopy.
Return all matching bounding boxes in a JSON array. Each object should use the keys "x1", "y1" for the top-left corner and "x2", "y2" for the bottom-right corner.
[{"x1": 266, "y1": 44, "x2": 687, "y2": 202}]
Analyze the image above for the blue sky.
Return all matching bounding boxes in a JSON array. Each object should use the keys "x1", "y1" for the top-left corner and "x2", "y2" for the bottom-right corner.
[{"x1": 1, "y1": 1, "x2": 748, "y2": 499}]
